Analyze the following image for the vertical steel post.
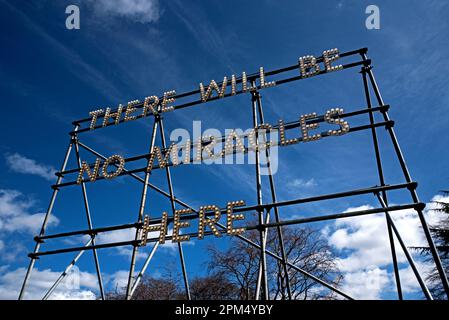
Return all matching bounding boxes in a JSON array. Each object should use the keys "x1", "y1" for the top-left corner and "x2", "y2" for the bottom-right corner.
[
  {"x1": 73, "y1": 133, "x2": 105, "y2": 300},
  {"x1": 250, "y1": 81, "x2": 269, "y2": 300},
  {"x1": 360, "y1": 67, "x2": 402, "y2": 299},
  {"x1": 362, "y1": 53, "x2": 449, "y2": 298},
  {"x1": 125, "y1": 118, "x2": 159, "y2": 300},
  {"x1": 158, "y1": 116, "x2": 191, "y2": 300},
  {"x1": 376, "y1": 195, "x2": 433, "y2": 299},
  {"x1": 18, "y1": 126, "x2": 77, "y2": 300},
  {"x1": 254, "y1": 89, "x2": 293, "y2": 299},
  {"x1": 129, "y1": 241, "x2": 159, "y2": 297},
  {"x1": 255, "y1": 209, "x2": 270, "y2": 300}
]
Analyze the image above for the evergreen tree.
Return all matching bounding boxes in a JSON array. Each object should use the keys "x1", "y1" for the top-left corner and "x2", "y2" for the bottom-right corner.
[{"x1": 416, "y1": 190, "x2": 449, "y2": 299}]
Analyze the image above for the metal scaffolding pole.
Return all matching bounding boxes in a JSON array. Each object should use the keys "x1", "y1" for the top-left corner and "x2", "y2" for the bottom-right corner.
[
  {"x1": 254, "y1": 88, "x2": 293, "y2": 299},
  {"x1": 18, "y1": 127, "x2": 77, "y2": 300},
  {"x1": 250, "y1": 81, "x2": 269, "y2": 300},
  {"x1": 375, "y1": 194, "x2": 432, "y2": 300},
  {"x1": 125, "y1": 118, "x2": 159, "y2": 300},
  {"x1": 73, "y1": 133, "x2": 105, "y2": 300},
  {"x1": 361, "y1": 52, "x2": 449, "y2": 299},
  {"x1": 158, "y1": 116, "x2": 191, "y2": 300},
  {"x1": 255, "y1": 209, "x2": 271, "y2": 300},
  {"x1": 129, "y1": 241, "x2": 159, "y2": 297},
  {"x1": 360, "y1": 67, "x2": 402, "y2": 299}
]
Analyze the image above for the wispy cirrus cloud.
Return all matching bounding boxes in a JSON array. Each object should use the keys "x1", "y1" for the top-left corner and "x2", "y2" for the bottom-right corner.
[
  {"x1": 168, "y1": 0, "x2": 236, "y2": 72},
  {"x1": 85, "y1": 0, "x2": 160, "y2": 23},
  {"x1": 287, "y1": 178, "x2": 317, "y2": 189},
  {"x1": 2, "y1": 1, "x2": 126, "y2": 103},
  {"x1": 5, "y1": 153, "x2": 56, "y2": 181},
  {"x1": 0, "y1": 189, "x2": 59, "y2": 234}
]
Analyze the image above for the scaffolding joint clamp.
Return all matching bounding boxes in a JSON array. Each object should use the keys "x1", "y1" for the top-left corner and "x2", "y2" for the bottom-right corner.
[
  {"x1": 408, "y1": 181, "x2": 418, "y2": 191},
  {"x1": 362, "y1": 59, "x2": 372, "y2": 67},
  {"x1": 385, "y1": 120, "x2": 395, "y2": 129},
  {"x1": 381, "y1": 104, "x2": 390, "y2": 112},
  {"x1": 28, "y1": 253, "x2": 39, "y2": 260},
  {"x1": 360, "y1": 65, "x2": 373, "y2": 73},
  {"x1": 70, "y1": 136, "x2": 79, "y2": 144},
  {"x1": 415, "y1": 202, "x2": 426, "y2": 211},
  {"x1": 34, "y1": 236, "x2": 44, "y2": 244}
]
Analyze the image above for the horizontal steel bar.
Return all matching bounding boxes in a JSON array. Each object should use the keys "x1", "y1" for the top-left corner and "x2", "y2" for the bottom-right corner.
[
  {"x1": 30, "y1": 202, "x2": 420, "y2": 257},
  {"x1": 36, "y1": 222, "x2": 140, "y2": 241},
  {"x1": 146, "y1": 181, "x2": 415, "y2": 226},
  {"x1": 29, "y1": 240, "x2": 139, "y2": 258},
  {"x1": 35, "y1": 182, "x2": 416, "y2": 242},
  {"x1": 247, "y1": 203, "x2": 421, "y2": 231}
]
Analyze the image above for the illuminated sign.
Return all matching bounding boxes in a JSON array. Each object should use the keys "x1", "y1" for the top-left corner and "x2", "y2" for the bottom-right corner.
[
  {"x1": 72, "y1": 48, "x2": 349, "y2": 245},
  {"x1": 140, "y1": 200, "x2": 246, "y2": 245},
  {"x1": 76, "y1": 107, "x2": 350, "y2": 185},
  {"x1": 85, "y1": 48, "x2": 343, "y2": 130}
]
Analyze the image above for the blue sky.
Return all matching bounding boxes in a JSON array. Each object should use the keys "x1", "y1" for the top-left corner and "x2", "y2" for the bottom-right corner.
[{"x1": 1, "y1": 0, "x2": 449, "y2": 300}]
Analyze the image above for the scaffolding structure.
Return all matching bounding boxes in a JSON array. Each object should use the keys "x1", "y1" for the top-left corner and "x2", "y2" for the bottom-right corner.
[{"x1": 18, "y1": 48, "x2": 449, "y2": 300}]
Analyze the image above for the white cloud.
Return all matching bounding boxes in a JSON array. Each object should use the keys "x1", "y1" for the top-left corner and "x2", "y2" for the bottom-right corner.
[
  {"x1": 95, "y1": 228, "x2": 135, "y2": 244},
  {"x1": 86, "y1": 0, "x2": 160, "y2": 23},
  {"x1": 325, "y1": 195, "x2": 449, "y2": 299},
  {"x1": 94, "y1": 228, "x2": 147, "y2": 259},
  {"x1": 0, "y1": 243, "x2": 27, "y2": 263},
  {"x1": 288, "y1": 178, "x2": 317, "y2": 189},
  {"x1": 50, "y1": 290, "x2": 96, "y2": 300},
  {"x1": 0, "y1": 189, "x2": 59, "y2": 234},
  {"x1": 0, "y1": 189, "x2": 59, "y2": 265},
  {"x1": 5, "y1": 153, "x2": 56, "y2": 181},
  {"x1": 0, "y1": 265, "x2": 151, "y2": 299},
  {"x1": 107, "y1": 270, "x2": 130, "y2": 292},
  {"x1": 398, "y1": 262, "x2": 434, "y2": 294},
  {"x1": 0, "y1": 267, "x2": 97, "y2": 300},
  {"x1": 341, "y1": 267, "x2": 390, "y2": 300},
  {"x1": 94, "y1": 225, "x2": 188, "y2": 259}
]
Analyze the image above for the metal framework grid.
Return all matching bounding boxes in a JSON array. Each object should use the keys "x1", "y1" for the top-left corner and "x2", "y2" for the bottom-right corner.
[{"x1": 18, "y1": 48, "x2": 449, "y2": 300}]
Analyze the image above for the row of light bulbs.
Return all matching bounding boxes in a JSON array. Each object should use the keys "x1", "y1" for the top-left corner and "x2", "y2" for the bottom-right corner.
[
  {"x1": 76, "y1": 154, "x2": 125, "y2": 184},
  {"x1": 138, "y1": 200, "x2": 247, "y2": 245},
  {"x1": 88, "y1": 91, "x2": 176, "y2": 130},
  {"x1": 85, "y1": 48, "x2": 344, "y2": 131},
  {"x1": 77, "y1": 108, "x2": 351, "y2": 183}
]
